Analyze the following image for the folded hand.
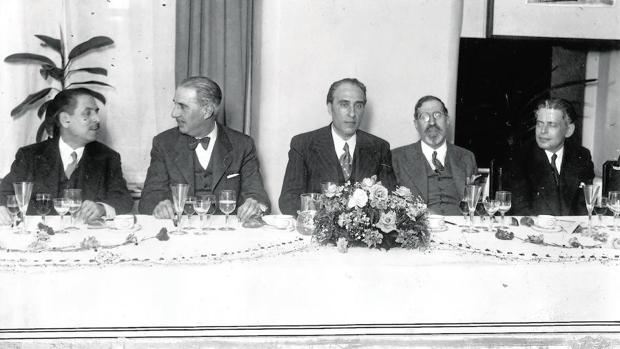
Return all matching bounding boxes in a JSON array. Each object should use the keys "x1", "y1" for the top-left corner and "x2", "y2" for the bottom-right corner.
[
  {"x1": 0, "y1": 206, "x2": 11, "y2": 226},
  {"x1": 237, "y1": 198, "x2": 264, "y2": 223},
  {"x1": 153, "y1": 199, "x2": 175, "y2": 219},
  {"x1": 77, "y1": 200, "x2": 105, "y2": 223}
]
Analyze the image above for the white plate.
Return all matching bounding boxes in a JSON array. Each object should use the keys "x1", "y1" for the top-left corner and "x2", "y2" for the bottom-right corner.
[
  {"x1": 262, "y1": 215, "x2": 295, "y2": 230},
  {"x1": 532, "y1": 224, "x2": 562, "y2": 233},
  {"x1": 428, "y1": 225, "x2": 448, "y2": 232}
]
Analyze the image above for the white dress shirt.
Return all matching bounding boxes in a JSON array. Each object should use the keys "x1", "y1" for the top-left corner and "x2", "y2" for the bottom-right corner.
[
  {"x1": 420, "y1": 141, "x2": 447, "y2": 171},
  {"x1": 195, "y1": 123, "x2": 218, "y2": 170},
  {"x1": 544, "y1": 147, "x2": 564, "y2": 174},
  {"x1": 331, "y1": 125, "x2": 357, "y2": 160}
]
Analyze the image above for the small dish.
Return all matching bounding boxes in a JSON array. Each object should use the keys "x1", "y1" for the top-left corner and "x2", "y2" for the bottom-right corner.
[
  {"x1": 428, "y1": 225, "x2": 448, "y2": 232},
  {"x1": 532, "y1": 224, "x2": 562, "y2": 233}
]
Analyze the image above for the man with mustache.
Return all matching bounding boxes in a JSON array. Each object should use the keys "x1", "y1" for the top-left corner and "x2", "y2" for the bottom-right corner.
[
  {"x1": 509, "y1": 98, "x2": 594, "y2": 216},
  {"x1": 0, "y1": 88, "x2": 134, "y2": 225},
  {"x1": 279, "y1": 78, "x2": 396, "y2": 215},
  {"x1": 392, "y1": 95, "x2": 477, "y2": 215},
  {"x1": 139, "y1": 76, "x2": 270, "y2": 221}
]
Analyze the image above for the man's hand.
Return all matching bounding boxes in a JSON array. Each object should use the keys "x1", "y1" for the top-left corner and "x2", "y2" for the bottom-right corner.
[
  {"x1": 77, "y1": 200, "x2": 106, "y2": 223},
  {"x1": 153, "y1": 199, "x2": 175, "y2": 219},
  {"x1": 0, "y1": 206, "x2": 11, "y2": 226},
  {"x1": 236, "y1": 198, "x2": 265, "y2": 223}
]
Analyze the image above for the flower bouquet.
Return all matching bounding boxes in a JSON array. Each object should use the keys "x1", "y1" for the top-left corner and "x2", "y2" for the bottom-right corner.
[{"x1": 313, "y1": 176, "x2": 430, "y2": 250}]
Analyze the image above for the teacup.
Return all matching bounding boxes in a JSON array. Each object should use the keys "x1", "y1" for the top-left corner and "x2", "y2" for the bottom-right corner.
[
  {"x1": 428, "y1": 214, "x2": 446, "y2": 230},
  {"x1": 113, "y1": 214, "x2": 136, "y2": 230},
  {"x1": 537, "y1": 215, "x2": 556, "y2": 229},
  {"x1": 263, "y1": 215, "x2": 294, "y2": 230}
]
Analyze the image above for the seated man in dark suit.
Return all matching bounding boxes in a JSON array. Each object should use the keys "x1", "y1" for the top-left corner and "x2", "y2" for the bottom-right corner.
[
  {"x1": 0, "y1": 88, "x2": 134, "y2": 224},
  {"x1": 510, "y1": 98, "x2": 594, "y2": 216},
  {"x1": 139, "y1": 76, "x2": 270, "y2": 222},
  {"x1": 392, "y1": 96, "x2": 477, "y2": 216},
  {"x1": 278, "y1": 78, "x2": 396, "y2": 215}
]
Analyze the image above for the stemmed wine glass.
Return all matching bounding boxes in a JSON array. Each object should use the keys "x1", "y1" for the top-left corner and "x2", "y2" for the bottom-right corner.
[
  {"x1": 6, "y1": 195, "x2": 20, "y2": 232},
  {"x1": 495, "y1": 191, "x2": 512, "y2": 227},
  {"x1": 583, "y1": 184, "x2": 599, "y2": 234},
  {"x1": 458, "y1": 197, "x2": 469, "y2": 228},
  {"x1": 53, "y1": 198, "x2": 70, "y2": 233},
  {"x1": 594, "y1": 196, "x2": 608, "y2": 230},
  {"x1": 13, "y1": 182, "x2": 33, "y2": 234},
  {"x1": 463, "y1": 185, "x2": 481, "y2": 233},
  {"x1": 483, "y1": 197, "x2": 500, "y2": 232},
  {"x1": 184, "y1": 196, "x2": 196, "y2": 230},
  {"x1": 63, "y1": 189, "x2": 82, "y2": 230},
  {"x1": 608, "y1": 191, "x2": 620, "y2": 232},
  {"x1": 193, "y1": 194, "x2": 215, "y2": 234},
  {"x1": 219, "y1": 190, "x2": 236, "y2": 231},
  {"x1": 170, "y1": 183, "x2": 189, "y2": 235},
  {"x1": 35, "y1": 193, "x2": 52, "y2": 224}
]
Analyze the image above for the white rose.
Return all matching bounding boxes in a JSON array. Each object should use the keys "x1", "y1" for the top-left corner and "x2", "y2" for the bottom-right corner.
[{"x1": 347, "y1": 188, "x2": 369, "y2": 209}]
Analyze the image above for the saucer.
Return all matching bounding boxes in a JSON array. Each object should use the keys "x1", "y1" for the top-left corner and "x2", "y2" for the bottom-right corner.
[
  {"x1": 532, "y1": 224, "x2": 562, "y2": 233},
  {"x1": 428, "y1": 225, "x2": 448, "y2": 232}
]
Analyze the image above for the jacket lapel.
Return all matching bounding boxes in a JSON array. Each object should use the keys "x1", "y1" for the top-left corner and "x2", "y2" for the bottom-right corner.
[
  {"x1": 446, "y1": 144, "x2": 467, "y2": 198},
  {"x1": 211, "y1": 124, "x2": 233, "y2": 191},
  {"x1": 310, "y1": 126, "x2": 343, "y2": 183},
  {"x1": 172, "y1": 133, "x2": 195, "y2": 189},
  {"x1": 351, "y1": 131, "x2": 375, "y2": 182},
  {"x1": 80, "y1": 143, "x2": 103, "y2": 198},
  {"x1": 34, "y1": 139, "x2": 62, "y2": 196},
  {"x1": 404, "y1": 142, "x2": 429, "y2": 200},
  {"x1": 559, "y1": 145, "x2": 581, "y2": 209},
  {"x1": 530, "y1": 148, "x2": 560, "y2": 215}
]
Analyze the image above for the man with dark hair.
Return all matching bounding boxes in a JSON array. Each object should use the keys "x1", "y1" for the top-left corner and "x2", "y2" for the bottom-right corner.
[
  {"x1": 278, "y1": 78, "x2": 396, "y2": 215},
  {"x1": 510, "y1": 98, "x2": 594, "y2": 216},
  {"x1": 0, "y1": 88, "x2": 134, "y2": 225},
  {"x1": 392, "y1": 95, "x2": 477, "y2": 216},
  {"x1": 139, "y1": 76, "x2": 270, "y2": 221}
]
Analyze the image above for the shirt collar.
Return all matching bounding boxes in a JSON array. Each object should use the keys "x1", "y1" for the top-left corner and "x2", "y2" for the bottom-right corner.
[
  {"x1": 420, "y1": 140, "x2": 447, "y2": 169},
  {"x1": 544, "y1": 146, "x2": 564, "y2": 172},
  {"x1": 196, "y1": 122, "x2": 218, "y2": 142},
  {"x1": 331, "y1": 125, "x2": 357, "y2": 157},
  {"x1": 58, "y1": 136, "x2": 85, "y2": 163}
]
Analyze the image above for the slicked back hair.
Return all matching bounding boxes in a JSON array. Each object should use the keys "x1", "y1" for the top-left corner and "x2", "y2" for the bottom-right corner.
[
  {"x1": 326, "y1": 78, "x2": 367, "y2": 104},
  {"x1": 179, "y1": 76, "x2": 223, "y2": 109},
  {"x1": 46, "y1": 88, "x2": 94, "y2": 128},
  {"x1": 535, "y1": 98, "x2": 577, "y2": 124}
]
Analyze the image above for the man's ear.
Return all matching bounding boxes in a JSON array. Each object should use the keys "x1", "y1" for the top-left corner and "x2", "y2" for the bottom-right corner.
[
  {"x1": 565, "y1": 122, "x2": 576, "y2": 138},
  {"x1": 58, "y1": 111, "x2": 70, "y2": 128},
  {"x1": 326, "y1": 103, "x2": 333, "y2": 117},
  {"x1": 203, "y1": 104, "x2": 216, "y2": 120}
]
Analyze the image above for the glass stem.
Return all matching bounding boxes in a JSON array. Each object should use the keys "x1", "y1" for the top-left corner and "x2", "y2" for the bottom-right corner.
[{"x1": 225, "y1": 214, "x2": 229, "y2": 228}]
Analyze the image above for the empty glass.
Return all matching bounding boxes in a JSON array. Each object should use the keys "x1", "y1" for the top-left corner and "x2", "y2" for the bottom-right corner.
[
  {"x1": 583, "y1": 184, "x2": 599, "y2": 234},
  {"x1": 594, "y1": 196, "x2": 608, "y2": 230},
  {"x1": 13, "y1": 182, "x2": 33, "y2": 234},
  {"x1": 483, "y1": 197, "x2": 500, "y2": 232},
  {"x1": 53, "y1": 198, "x2": 70, "y2": 234},
  {"x1": 63, "y1": 189, "x2": 82, "y2": 230},
  {"x1": 35, "y1": 193, "x2": 52, "y2": 224},
  {"x1": 184, "y1": 196, "x2": 196, "y2": 230},
  {"x1": 193, "y1": 194, "x2": 215, "y2": 234},
  {"x1": 170, "y1": 183, "x2": 189, "y2": 235},
  {"x1": 608, "y1": 191, "x2": 620, "y2": 232},
  {"x1": 219, "y1": 190, "x2": 236, "y2": 231},
  {"x1": 6, "y1": 195, "x2": 20, "y2": 232},
  {"x1": 297, "y1": 193, "x2": 320, "y2": 235},
  {"x1": 495, "y1": 191, "x2": 512, "y2": 227},
  {"x1": 458, "y1": 198, "x2": 469, "y2": 228},
  {"x1": 463, "y1": 185, "x2": 482, "y2": 233}
]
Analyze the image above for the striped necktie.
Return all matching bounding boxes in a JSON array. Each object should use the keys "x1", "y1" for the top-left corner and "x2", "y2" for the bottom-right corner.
[
  {"x1": 65, "y1": 151, "x2": 78, "y2": 179},
  {"x1": 340, "y1": 143, "x2": 352, "y2": 181},
  {"x1": 432, "y1": 151, "x2": 445, "y2": 173}
]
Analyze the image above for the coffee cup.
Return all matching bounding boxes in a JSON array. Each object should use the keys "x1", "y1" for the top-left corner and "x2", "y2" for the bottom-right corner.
[
  {"x1": 113, "y1": 214, "x2": 136, "y2": 230},
  {"x1": 263, "y1": 215, "x2": 294, "y2": 230},
  {"x1": 428, "y1": 214, "x2": 446, "y2": 230},
  {"x1": 537, "y1": 215, "x2": 556, "y2": 229}
]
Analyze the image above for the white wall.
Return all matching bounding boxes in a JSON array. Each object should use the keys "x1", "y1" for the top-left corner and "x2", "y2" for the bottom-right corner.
[
  {"x1": 252, "y1": 0, "x2": 464, "y2": 212},
  {"x1": 0, "y1": 0, "x2": 176, "y2": 186}
]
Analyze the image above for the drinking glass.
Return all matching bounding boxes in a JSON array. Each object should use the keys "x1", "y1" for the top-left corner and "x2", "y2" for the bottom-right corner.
[
  {"x1": 219, "y1": 190, "x2": 236, "y2": 231},
  {"x1": 184, "y1": 196, "x2": 196, "y2": 230},
  {"x1": 483, "y1": 197, "x2": 500, "y2": 232},
  {"x1": 192, "y1": 195, "x2": 214, "y2": 234},
  {"x1": 170, "y1": 183, "x2": 189, "y2": 234},
  {"x1": 608, "y1": 191, "x2": 620, "y2": 232},
  {"x1": 63, "y1": 189, "x2": 82, "y2": 230},
  {"x1": 463, "y1": 185, "x2": 481, "y2": 233},
  {"x1": 594, "y1": 196, "x2": 608, "y2": 230},
  {"x1": 53, "y1": 198, "x2": 70, "y2": 234},
  {"x1": 35, "y1": 193, "x2": 52, "y2": 224},
  {"x1": 13, "y1": 182, "x2": 33, "y2": 234},
  {"x1": 495, "y1": 191, "x2": 512, "y2": 227},
  {"x1": 297, "y1": 193, "x2": 320, "y2": 235},
  {"x1": 458, "y1": 198, "x2": 469, "y2": 228},
  {"x1": 6, "y1": 195, "x2": 20, "y2": 232},
  {"x1": 583, "y1": 184, "x2": 599, "y2": 234},
  {"x1": 475, "y1": 199, "x2": 487, "y2": 227}
]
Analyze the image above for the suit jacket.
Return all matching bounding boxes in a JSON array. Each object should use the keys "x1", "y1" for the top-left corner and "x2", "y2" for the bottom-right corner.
[
  {"x1": 138, "y1": 124, "x2": 270, "y2": 214},
  {"x1": 509, "y1": 142, "x2": 594, "y2": 216},
  {"x1": 0, "y1": 138, "x2": 133, "y2": 215},
  {"x1": 278, "y1": 125, "x2": 396, "y2": 215},
  {"x1": 392, "y1": 141, "x2": 477, "y2": 203}
]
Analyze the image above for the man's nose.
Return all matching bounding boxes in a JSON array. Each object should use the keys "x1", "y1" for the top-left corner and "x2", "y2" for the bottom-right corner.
[
  {"x1": 347, "y1": 106, "x2": 356, "y2": 118},
  {"x1": 428, "y1": 115, "x2": 436, "y2": 125},
  {"x1": 91, "y1": 113, "x2": 101, "y2": 123},
  {"x1": 171, "y1": 106, "x2": 181, "y2": 118}
]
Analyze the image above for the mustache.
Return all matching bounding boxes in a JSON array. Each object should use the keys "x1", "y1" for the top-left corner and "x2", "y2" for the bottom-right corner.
[
  {"x1": 425, "y1": 125, "x2": 443, "y2": 134},
  {"x1": 90, "y1": 123, "x2": 100, "y2": 130}
]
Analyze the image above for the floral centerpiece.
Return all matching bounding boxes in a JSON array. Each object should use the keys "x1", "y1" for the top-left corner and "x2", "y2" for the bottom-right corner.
[{"x1": 313, "y1": 176, "x2": 430, "y2": 250}]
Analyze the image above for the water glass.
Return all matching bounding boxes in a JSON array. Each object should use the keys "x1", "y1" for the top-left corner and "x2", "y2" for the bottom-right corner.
[
  {"x1": 495, "y1": 191, "x2": 512, "y2": 227},
  {"x1": 483, "y1": 197, "x2": 500, "y2": 232},
  {"x1": 219, "y1": 190, "x2": 236, "y2": 231},
  {"x1": 53, "y1": 198, "x2": 70, "y2": 233},
  {"x1": 6, "y1": 195, "x2": 20, "y2": 232},
  {"x1": 458, "y1": 199, "x2": 469, "y2": 227},
  {"x1": 63, "y1": 189, "x2": 82, "y2": 230},
  {"x1": 184, "y1": 196, "x2": 197, "y2": 229},
  {"x1": 193, "y1": 194, "x2": 215, "y2": 234},
  {"x1": 170, "y1": 183, "x2": 189, "y2": 234},
  {"x1": 463, "y1": 185, "x2": 481, "y2": 233},
  {"x1": 608, "y1": 191, "x2": 620, "y2": 232},
  {"x1": 35, "y1": 193, "x2": 52, "y2": 224},
  {"x1": 594, "y1": 196, "x2": 608, "y2": 229},
  {"x1": 297, "y1": 193, "x2": 320, "y2": 235},
  {"x1": 582, "y1": 184, "x2": 599, "y2": 234},
  {"x1": 13, "y1": 182, "x2": 33, "y2": 234}
]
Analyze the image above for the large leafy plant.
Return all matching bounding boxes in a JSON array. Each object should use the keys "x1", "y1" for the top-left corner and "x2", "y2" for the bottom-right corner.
[{"x1": 5, "y1": 32, "x2": 114, "y2": 141}]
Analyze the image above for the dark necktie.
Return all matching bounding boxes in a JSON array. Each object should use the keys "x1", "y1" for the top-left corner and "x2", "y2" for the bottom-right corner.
[
  {"x1": 551, "y1": 153, "x2": 560, "y2": 186},
  {"x1": 432, "y1": 151, "x2": 445, "y2": 173},
  {"x1": 340, "y1": 143, "x2": 352, "y2": 181},
  {"x1": 65, "y1": 151, "x2": 78, "y2": 179},
  {"x1": 189, "y1": 137, "x2": 211, "y2": 150}
]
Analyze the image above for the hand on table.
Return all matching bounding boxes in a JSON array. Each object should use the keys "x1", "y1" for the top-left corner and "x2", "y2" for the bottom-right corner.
[
  {"x1": 0, "y1": 206, "x2": 11, "y2": 225},
  {"x1": 153, "y1": 199, "x2": 175, "y2": 219},
  {"x1": 237, "y1": 198, "x2": 265, "y2": 223},
  {"x1": 77, "y1": 200, "x2": 105, "y2": 223}
]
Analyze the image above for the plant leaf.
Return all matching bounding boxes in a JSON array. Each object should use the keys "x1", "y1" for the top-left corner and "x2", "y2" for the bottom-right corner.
[
  {"x1": 35, "y1": 35, "x2": 61, "y2": 54},
  {"x1": 39, "y1": 68, "x2": 49, "y2": 80},
  {"x1": 4, "y1": 53, "x2": 56, "y2": 67},
  {"x1": 67, "y1": 80, "x2": 112, "y2": 88},
  {"x1": 37, "y1": 99, "x2": 53, "y2": 118},
  {"x1": 69, "y1": 67, "x2": 108, "y2": 76},
  {"x1": 40, "y1": 64, "x2": 64, "y2": 81},
  {"x1": 10, "y1": 88, "x2": 53, "y2": 117},
  {"x1": 68, "y1": 36, "x2": 114, "y2": 60},
  {"x1": 75, "y1": 88, "x2": 106, "y2": 104}
]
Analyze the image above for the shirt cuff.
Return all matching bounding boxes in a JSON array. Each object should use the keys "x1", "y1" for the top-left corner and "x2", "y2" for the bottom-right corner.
[{"x1": 98, "y1": 202, "x2": 116, "y2": 219}]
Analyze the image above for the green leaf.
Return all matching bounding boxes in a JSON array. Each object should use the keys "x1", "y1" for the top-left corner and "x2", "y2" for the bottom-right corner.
[
  {"x1": 67, "y1": 80, "x2": 112, "y2": 88},
  {"x1": 37, "y1": 99, "x2": 53, "y2": 118},
  {"x1": 4, "y1": 53, "x2": 56, "y2": 67},
  {"x1": 69, "y1": 67, "x2": 108, "y2": 76},
  {"x1": 10, "y1": 88, "x2": 53, "y2": 117},
  {"x1": 68, "y1": 36, "x2": 114, "y2": 60},
  {"x1": 35, "y1": 35, "x2": 61, "y2": 54},
  {"x1": 75, "y1": 88, "x2": 106, "y2": 104}
]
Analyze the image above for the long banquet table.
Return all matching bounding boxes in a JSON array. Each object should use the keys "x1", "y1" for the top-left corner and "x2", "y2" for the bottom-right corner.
[{"x1": 1, "y1": 214, "x2": 620, "y2": 347}]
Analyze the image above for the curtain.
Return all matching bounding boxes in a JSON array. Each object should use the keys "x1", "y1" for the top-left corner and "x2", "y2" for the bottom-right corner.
[{"x1": 175, "y1": 0, "x2": 254, "y2": 134}]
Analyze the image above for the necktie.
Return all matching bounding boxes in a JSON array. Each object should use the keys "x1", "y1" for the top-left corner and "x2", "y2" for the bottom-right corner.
[
  {"x1": 550, "y1": 153, "x2": 560, "y2": 185},
  {"x1": 65, "y1": 151, "x2": 78, "y2": 179},
  {"x1": 189, "y1": 137, "x2": 211, "y2": 150},
  {"x1": 340, "y1": 143, "x2": 352, "y2": 181},
  {"x1": 432, "y1": 151, "x2": 445, "y2": 173}
]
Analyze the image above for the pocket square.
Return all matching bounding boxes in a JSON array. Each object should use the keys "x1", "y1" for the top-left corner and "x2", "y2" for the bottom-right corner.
[{"x1": 227, "y1": 173, "x2": 240, "y2": 179}]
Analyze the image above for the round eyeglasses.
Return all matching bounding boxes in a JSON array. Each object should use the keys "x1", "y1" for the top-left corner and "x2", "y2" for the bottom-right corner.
[{"x1": 416, "y1": 111, "x2": 447, "y2": 123}]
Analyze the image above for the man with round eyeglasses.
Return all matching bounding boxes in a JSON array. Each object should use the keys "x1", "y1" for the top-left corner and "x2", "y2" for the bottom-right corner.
[{"x1": 392, "y1": 95, "x2": 477, "y2": 215}]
